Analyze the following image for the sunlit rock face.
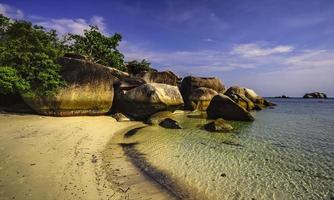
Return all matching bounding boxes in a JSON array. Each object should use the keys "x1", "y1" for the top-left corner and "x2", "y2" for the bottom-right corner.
[
  {"x1": 207, "y1": 94, "x2": 254, "y2": 121},
  {"x1": 188, "y1": 87, "x2": 218, "y2": 111},
  {"x1": 224, "y1": 86, "x2": 275, "y2": 111},
  {"x1": 180, "y1": 76, "x2": 225, "y2": 110},
  {"x1": 22, "y1": 57, "x2": 118, "y2": 116},
  {"x1": 113, "y1": 83, "x2": 184, "y2": 120},
  {"x1": 303, "y1": 92, "x2": 327, "y2": 99},
  {"x1": 138, "y1": 70, "x2": 182, "y2": 86}
]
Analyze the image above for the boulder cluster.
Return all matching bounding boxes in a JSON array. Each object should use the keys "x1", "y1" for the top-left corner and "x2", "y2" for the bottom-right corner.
[{"x1": 21, "y1": 55, "x2": 276, "y2": 127}]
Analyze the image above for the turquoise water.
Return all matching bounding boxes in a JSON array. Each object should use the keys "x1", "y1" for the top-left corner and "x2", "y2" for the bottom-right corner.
[{"x1": 122, "y1": 99, "x2": 334, "y2": 200}]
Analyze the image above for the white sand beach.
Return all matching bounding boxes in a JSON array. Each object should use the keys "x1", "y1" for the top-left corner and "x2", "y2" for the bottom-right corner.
[{"x1": 0, "y1": 114, "x2": 175, "y2": 200}]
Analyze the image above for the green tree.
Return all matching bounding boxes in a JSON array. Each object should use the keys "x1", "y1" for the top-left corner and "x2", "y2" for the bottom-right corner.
[
  {"x1": 65, "y1": 26, "x2": 126, "y2": 71},
  {"x1": 0, "y1": 14, "x2": 65, "y2": 96},
  {"x1": 126, "y1": 59, "x2": 155, "y2": 75},
  {"x1": 0, "y1": 66, "x2": 29, "y2": 94}
]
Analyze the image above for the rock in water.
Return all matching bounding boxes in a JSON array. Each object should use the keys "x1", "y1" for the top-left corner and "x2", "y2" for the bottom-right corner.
[
  {"x1": 22, "y1": 57, "x2": 117, "y2": 116},
  {"x1": 181, "y1": 76, "x2": 225, "y2": 110},
  {"x1": 159, "y1": 118, "x2": 182, "y2": 129},
  {"x1": 225, "y1": 86, "x2": 276, "y2": 110},
  {"x1": 112, "y1": 113, "x2": 130, "y2": 122},
  {"x1": 189, "y1": 87, "x2": 218, "y2": 111},
  {"x1": 225, "y1": 86, "x2": 255, "y2": 111},
  {"x1": 303, "y1": 92, "x2": 327, "y2": 99},
  {"x1": 207, "y1": 94, "x2": 254, "y2": 121},
  {"x1": 114, "y1": 83, "x2": 184, "y2": 120},
  {"x1": 146, "y1": 111, "x2": 174, "y2": 125},
  {"x1": 253, "y1": 104, "x2": 263, "y2": 111},
  {"x1": 204, "y1": 118, "x2": 233, "y2": 132}
]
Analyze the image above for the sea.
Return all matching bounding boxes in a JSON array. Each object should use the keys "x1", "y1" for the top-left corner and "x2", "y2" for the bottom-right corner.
[{"x1": 121, "y1": 98, "x2": 334, "y2": 200}]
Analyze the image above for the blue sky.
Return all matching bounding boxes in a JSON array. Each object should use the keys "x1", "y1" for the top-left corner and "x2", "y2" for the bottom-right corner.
[{"x1": 1, "y1": 0, "x2": 334, "y2": 96}]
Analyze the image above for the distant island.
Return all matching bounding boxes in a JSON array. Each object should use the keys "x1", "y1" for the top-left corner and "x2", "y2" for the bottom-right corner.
[{"x1": 303, "y1": 92, "x2": 328, "y2": 99}]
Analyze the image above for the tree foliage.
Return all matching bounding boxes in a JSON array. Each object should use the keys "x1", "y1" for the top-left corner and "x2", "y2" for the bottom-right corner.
[
  {"x1": 65, "y1": 26, "x2": 126, "y2": 71},
  {"x1": 0, "y1": 14, "x2": 148, "y2": 97},
  {"x1": 0, "y1": 66, "x2": 29, "y2": 94},
  {"x1": 126, "y1": 59, "x2": 155, "y2": 75},
  {"x1": 0, "y1": 14, "x2": 65, "y2": 96}
]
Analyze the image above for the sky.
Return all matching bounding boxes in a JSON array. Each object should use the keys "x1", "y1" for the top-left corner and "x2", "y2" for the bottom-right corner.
[{"x1": 1, "y1": 0, "x2": 334, "y2": 97}]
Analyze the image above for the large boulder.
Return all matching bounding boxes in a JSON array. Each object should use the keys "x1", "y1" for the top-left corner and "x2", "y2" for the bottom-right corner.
[
  {"x1": 188, "y1": 87, "x2": 218, "y2": 111},
  {"x1": 225, "y1": 86, "x2": 255, "y2": 111},
  {"x1": 204, "y1": 118, "x2": 233, "y2": 132},
  {"x1": 114, "y1": 83, "x2": 184, "y2": 120},
  {"x1": 181, "y1": 76, "x2": 225, "y2": 110},
  {"x1": 138, "y1": 71, "x2": 181, "y2": 86},
  {"x1": 303, "y1": 92, "x2": 327, "y2": 99},
  {"x1": 22, "y1": 57, "x2": 118, "y2": 116},
  {"x1": 225, "y1": 86, "x2": 275, "y2": 110},
  {"x1": 207, "y1": 94, "x2": 254, "y2": 121}
]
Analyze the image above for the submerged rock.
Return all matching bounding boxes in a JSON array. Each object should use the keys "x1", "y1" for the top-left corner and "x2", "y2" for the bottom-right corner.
[
  {"x1": 303, "y1": 92, "x2": 327, "y2": 99},
  {"x1": 22, "y1": 57, "x2": 117, "y2": 116},
  {"x1": 180, "y1": 76, "x2": 225, "y2": 110},
  {"x1": 146, "y1": 111, "x2": 174, "y2": 125},
  {"x1": 159, "y1": 118, "x2": 182, "y2": 129},
  {"x1": 204, "y1": 118, "x2": 233, "y2": 132},
  {"x1": 112, "y1": 113, "x2": 130, "y2": 122},
  {"x1": 114, "y1": 83, "x2": 184, "y2": 120},
  {"x1": 207, "y1": 94, "x2": 254, "y2": 121},
  {"x1": 187, "y1": 111, "x2": 208, "y2": 119}
]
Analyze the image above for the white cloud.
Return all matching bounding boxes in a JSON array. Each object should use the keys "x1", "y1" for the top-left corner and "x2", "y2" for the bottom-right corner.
[
  {"x1": 120, "y1": 41, "x2": 259, "y2": 77},
  {"x1": 0, "y1": 3, "x2": 106, "y2": 36},
  {"x1": 35, "y1": 16, "x2": 107, "y2": 36},
  {"x1": 121, "y1": 41, "x2": 334, "y2": 96},
  {"x1": 0, "y1": 3, "x2": 24, "y2": 19},
  {"x1": 231, "y1": 43, "x2": 294, "y2": 58}
]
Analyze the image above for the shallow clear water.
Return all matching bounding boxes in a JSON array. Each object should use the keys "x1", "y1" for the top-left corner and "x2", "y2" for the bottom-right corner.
[{"x1": 122, "y1": 99, "x2": 334, "y2": 200}]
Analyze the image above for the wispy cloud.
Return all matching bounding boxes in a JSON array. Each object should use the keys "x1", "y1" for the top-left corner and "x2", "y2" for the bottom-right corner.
[
  {"x1": 285, "y1": 50, "x2": 334, "y2": 70},
  {"x1": 120, "y1": 41, "x2": 261, "y2": 76},
  {"x1": 34, "y1": 16, "x2": 107, "y2": 36},
  {"x1": 231, "y1": 43, "x2": 294, "y2": 58},
  {"x1": 0, "y1": 3, "x2": 24, "y2": 19},
  {"x1": 285, "y1": 16, "x2": 328, "y2": 27}
]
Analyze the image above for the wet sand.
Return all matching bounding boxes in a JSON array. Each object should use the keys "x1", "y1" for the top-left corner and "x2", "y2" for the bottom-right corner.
[
  {"x1": 0, "y1": 113, "x2": 175, "y2": 200},
  {"x1": 102, "y1": 127, "x2": 179, "y2": 200}
]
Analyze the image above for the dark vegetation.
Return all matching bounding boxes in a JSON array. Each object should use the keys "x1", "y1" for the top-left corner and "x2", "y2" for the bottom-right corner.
[
  {"x1": 126, "y1": 59, "x2": 156, "y2": 75},
  {"x1": 0, "y1": 14, "x2": 153, "y2": 97}
]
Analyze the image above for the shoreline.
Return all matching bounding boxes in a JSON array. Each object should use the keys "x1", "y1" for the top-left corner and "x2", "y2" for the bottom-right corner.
[
  {"x1": 0, "y1": 113, "x2": 164, "y2": 200},
  {"x1": 101, "y1": 126, "x2": 181, "y2": 200}
]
